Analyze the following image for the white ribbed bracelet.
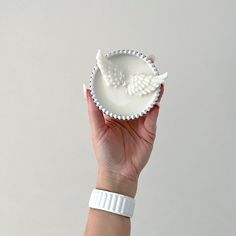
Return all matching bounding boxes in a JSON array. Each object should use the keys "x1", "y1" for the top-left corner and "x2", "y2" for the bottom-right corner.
[{"x1": 88, "y1": 189, "x2": 135, "y2": 218}]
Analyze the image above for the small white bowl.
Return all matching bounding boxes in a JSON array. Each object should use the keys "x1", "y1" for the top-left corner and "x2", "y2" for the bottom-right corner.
[{"x1": 89, "y1": 49, "x2": 161, "y2": 120}]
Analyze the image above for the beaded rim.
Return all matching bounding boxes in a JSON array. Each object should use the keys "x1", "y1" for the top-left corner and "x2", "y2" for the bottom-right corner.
[{"x1": 89, "y1": 49, "x2": 161, "y2": 120}]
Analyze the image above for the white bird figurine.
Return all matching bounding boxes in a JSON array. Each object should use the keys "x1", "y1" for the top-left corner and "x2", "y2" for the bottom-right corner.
[{"x1": 96, "y1": 50, "x2": 168, "y2": 96}]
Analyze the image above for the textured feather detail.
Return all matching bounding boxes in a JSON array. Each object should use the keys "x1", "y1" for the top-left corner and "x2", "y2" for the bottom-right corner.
[
  {"x1": 96, "y1": 50, "x2": 168, "y2": 96},
  {"x1": 96, "y1": 50, "x2": 126, "y2": 88},
  {"x1": 127, "y1": 73, "x2": 168, "y2": 96}
]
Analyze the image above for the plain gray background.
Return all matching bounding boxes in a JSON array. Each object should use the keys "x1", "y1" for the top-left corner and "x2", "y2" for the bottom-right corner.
[{"x1": 0, "y1": 0, "x2": 235, "y2": 235}]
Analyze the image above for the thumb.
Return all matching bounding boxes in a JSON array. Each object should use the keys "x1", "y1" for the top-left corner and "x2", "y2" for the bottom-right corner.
[
  {"x1": 144, "y1": 105, "x2": 160, "y2": 134},
  {"x1": 144, "y1": 85, "x2": 164, "y2": 133},
  {"x1": 84, "y1": 85, "x2": 105, "y2": 133}
]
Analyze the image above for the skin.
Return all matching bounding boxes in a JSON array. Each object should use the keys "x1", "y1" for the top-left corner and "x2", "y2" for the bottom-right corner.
[{"x1": 84, "y1": 84, "x2": 164, "y2": 236}]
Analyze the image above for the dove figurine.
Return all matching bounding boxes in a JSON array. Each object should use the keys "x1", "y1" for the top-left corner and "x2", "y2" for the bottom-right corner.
[{"x1": 96, "y1": 50, "x2": 168, "y2": 96}]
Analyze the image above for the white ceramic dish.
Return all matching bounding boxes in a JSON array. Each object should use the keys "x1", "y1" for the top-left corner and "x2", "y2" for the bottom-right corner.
[{"x1": 89, "y1": 49, "x2": 166, "y2": 120}]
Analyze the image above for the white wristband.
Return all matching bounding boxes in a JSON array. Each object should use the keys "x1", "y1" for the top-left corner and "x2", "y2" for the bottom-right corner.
[{"x1": 89, "y1": 189, "x2": 135, "y2": 218}]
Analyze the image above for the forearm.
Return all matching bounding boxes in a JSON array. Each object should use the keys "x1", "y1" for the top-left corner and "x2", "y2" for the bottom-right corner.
[
  {"x1": 84, "y1": 170, "x2": 138, "y2": 236},
  {"x1": 84, "y1": 209, "x2": 131, "y2": 236}
]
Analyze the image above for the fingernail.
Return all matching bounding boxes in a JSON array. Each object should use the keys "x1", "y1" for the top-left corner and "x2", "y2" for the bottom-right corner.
[{"x1": 83, "y1": 83, "x2": 87, "y2": 99}]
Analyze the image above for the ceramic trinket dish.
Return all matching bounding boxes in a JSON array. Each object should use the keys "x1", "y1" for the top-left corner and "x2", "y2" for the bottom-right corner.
[{"x1": 89, "y1": 49, "x2": 168, "y2": 120}]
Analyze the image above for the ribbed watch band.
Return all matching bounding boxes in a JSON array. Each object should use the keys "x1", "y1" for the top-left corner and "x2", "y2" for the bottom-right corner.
[{"x1": 89, "y1": 189, "x2": 135, "y2": 218}]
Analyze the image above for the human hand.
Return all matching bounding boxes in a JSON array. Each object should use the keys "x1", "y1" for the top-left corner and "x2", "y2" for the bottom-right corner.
[{"x1": 85, "y1": 85, "x2": 164, "y2": 197}]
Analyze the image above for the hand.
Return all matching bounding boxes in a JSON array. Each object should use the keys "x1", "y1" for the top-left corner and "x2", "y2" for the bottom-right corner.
[{"x1": 85, "y1": 85, "x2": 164, "y2": 197}]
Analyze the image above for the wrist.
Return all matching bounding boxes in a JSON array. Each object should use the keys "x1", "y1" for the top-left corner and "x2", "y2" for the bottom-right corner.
[{"x1": 96, "y1": 170, "x2": 138, "y2": 198}]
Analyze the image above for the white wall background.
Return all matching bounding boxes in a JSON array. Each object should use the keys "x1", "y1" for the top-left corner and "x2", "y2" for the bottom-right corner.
[{"x1": 0, "y1": 0, "x2": 235, "y2": 235}]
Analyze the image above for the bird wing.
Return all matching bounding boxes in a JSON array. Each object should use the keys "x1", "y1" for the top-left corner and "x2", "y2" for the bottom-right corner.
[
  {"x1": 127, "y1": 72, "x2": 168, "y2": 96},
  {"x1": 96, "y1": 50, "x2": 126, "y2": 88}
]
